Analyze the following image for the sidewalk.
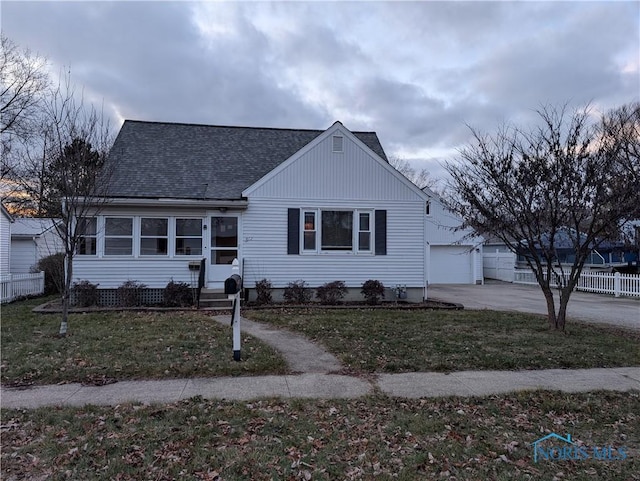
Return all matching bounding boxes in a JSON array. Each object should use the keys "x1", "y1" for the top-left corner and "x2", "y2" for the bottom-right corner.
[{"x1": 2, "y1": 367, "x2": 639, "y2": 409}]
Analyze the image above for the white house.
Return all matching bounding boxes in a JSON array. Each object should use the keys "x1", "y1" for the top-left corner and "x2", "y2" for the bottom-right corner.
[
  {"x1": 73, "y1": 120, "x2": 476, "y2": 304},
  {"x1": 10, "y1": 218, "x2": 64, "y2": 273},
  {"x1": 1, "y1": 204, "x2": 13, "y2": 275},
  {"x1": 422, "y1": 188, "x2": 484, "y2": 285}
]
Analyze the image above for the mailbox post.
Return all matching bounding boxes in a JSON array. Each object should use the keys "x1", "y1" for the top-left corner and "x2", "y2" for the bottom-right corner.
[{"x1": 224, "y1": 259, "x2": 242, "y2": 361}]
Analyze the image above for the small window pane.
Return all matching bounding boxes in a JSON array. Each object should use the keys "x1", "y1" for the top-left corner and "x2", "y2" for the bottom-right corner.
[
  {"x1": 304, "y1": 212, "x2": 315, "y2": 230},
  {"x1": 141, "y1": 238, "x2": 168, "y2": 255},
  {"x1": 78, "y1": 217, "x2": 97, "y2": 235},
  {"x1": 359, "y1": 213, "x2": 370, "y2": 231},
  {"x1": 176, "y1": 238, "x2": 202, "y2": 256},
  {"x1": 304, "y1": 232, "x2": 316, "y2": 250},
  {"x1": 105, "y1": 218, "x2": 132, "y2": 236},
  {"x1": 77, "y1": 237, "x2": 96, "y2": 255},
  {"x1": 359, "y1": 232, "x2": 371, "y2": 251},
  {"x1": 212, "y1": 217, "x2": 237, "y2": 248},
  {"x1": 105, "y1": 238, "x2": 132, "y2": 256},
  {"x1": 215, "y1": 249, "x2": 238, "y2": 265},
  {"x1": 141, "y1": 218, "x2": 167, "y2": 236},
  {"x1": 176, "y1": 219, "x2": 202, "y2": 236},
  {"x1": 321, "y1": 211, "x2": 353, "y2": 250}
]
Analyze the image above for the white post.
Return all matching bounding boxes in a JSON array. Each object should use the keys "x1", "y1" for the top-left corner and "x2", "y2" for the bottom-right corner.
[
  {"x1": 230, "y1": 258, "x2": 242, "y2": 361},
  {"x1": 614, "y1": 272, "x2": 621, "y2": 298}
]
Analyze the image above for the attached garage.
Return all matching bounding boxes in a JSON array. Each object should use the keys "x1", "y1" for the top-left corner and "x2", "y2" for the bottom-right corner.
[{"x1": 429, "y1": 245, "x2": 480, "y2": 284}]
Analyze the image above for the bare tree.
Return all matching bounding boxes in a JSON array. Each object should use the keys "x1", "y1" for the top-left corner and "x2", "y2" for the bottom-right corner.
[
  {"x1": 1, "y1": 35, "x2": 50, "y2": 181},
  {"x1": 445, "y1": 103, "x2": 640, "y2": 331},
  {"x1": 389, "y1": 156, "x2": 439, "y2": 190},
  {"x1": 40, "y1": 74, "x2": 114, "y2": 336}
]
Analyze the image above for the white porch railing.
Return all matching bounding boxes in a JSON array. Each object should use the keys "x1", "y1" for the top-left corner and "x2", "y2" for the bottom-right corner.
[
  {"x1": 513, "y1": 269, "x2": 640, "y2": 298},
  {"x1": 1, "y1": 272, "x2": 45, "y2": 303}
]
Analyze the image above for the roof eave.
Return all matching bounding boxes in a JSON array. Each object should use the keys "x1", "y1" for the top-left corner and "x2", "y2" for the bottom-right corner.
[{"x1": 76, "y1": 197, "x2": 249, "y2": 209}]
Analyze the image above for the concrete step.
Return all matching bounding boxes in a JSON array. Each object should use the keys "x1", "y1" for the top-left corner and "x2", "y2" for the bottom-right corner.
[{"x1": 198, "y1": 289, "x2": 243, "y2": 309}]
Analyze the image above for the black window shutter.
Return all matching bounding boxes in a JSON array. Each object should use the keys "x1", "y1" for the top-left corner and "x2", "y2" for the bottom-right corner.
[
  {"x1": 287, "y1": 208, "x2": 300, "y2": 255},
  {"x1": 375, "y1": 210, "x2": 387, "y2": 255}
]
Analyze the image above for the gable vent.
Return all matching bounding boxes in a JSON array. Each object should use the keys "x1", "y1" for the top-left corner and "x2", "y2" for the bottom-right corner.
[{"x1": 332, "y1": 135, "x2": 344, "y2": 152}]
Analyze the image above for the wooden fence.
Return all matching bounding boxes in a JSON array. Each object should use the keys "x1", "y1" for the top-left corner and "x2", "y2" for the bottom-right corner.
[
  {"x1": 1, "y1": 272, "x2": 45, "y2": 303},
  {"x1": 513, "y1": 269, "x2": 640, "y2": 298}
]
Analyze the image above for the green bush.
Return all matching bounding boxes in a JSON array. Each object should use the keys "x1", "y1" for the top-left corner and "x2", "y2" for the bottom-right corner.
[
  {"x1": 316, "y1": 280, "x2": 348, "y2": 305},
  {"x1": 32, "y1": 253, "x2": 65, "y2": 295},
  {"x1": 117, "y1": 280, "x2": 147, "y2": 307},
  {"x1": 283, "y1": 280, "x2": 312, "y2": 304},
  {"x1": 163, "y1": 280, "x2": 194, "y2": 307},
  {"x1": 361, "y1": 279, "x2": 385, "y2": 305},
  {"x1": 72, "y1": 280, "x2": 99, "y2": 307},
  {"x1": 254, "y1": 278, "x2": 273, "y2": 305}
]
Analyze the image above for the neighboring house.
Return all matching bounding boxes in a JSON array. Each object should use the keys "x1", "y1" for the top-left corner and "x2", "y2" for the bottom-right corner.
[
  {"x1": 422, "y1": 188, "x2": 484, "y2": 285},
  {"x1": 1, "y1": 204, "x2": 13, "y2": 275},
  {"x1": 483, "y1": 226, "x2": 639, "y2": 280},
  {"x1": 10, "y1": 218, "x2": 64, "y2": 273},
  {"x1": 74, "y1": 120, "x2": 437, "y2": 302}
]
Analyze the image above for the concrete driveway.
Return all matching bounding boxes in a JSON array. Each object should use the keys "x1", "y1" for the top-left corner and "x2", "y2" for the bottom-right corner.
[{"x1": 428, "y1": 281, "x2": 640, "y2": 331}]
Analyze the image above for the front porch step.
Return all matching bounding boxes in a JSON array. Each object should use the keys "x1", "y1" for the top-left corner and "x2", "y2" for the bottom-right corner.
[{"x1": 198, "y1": 289, "x2": 243, "y2": 309}]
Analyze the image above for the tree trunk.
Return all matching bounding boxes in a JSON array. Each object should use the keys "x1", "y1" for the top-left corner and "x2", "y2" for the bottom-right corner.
[
  {"x1": 556, "y1": 284, "x2": 576, "y2": 332},
  {"x1": 59, "y1": 252, "x2": 73, "y2": 336},
  {"x1": 540, "y1": 284, "x2": 558, "y2": 329}
]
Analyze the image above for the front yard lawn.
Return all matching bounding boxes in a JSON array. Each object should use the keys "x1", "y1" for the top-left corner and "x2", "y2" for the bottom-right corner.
[
  {"x1": 2, "y1": 390, "x2": 638, "y2": 480},
  {"x1": 1, "y1": 298, "x2": 287, "y2": 386},
  {"x1": 246, "y1": 309, "x2": 640, "y2": 373}
]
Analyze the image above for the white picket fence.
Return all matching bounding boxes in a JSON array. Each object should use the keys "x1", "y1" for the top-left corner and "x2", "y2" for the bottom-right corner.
[
  {"x1": 513, "y1": 269, "x2": 640, "y2": 298},
  {"x1": 0, "y1": 272, "x2": 45, "y2": 303}
]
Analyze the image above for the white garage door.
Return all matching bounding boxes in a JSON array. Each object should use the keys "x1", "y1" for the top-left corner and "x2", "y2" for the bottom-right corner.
[{"x1": 430, "y1": 245, "x2": 473, "y2": 284}]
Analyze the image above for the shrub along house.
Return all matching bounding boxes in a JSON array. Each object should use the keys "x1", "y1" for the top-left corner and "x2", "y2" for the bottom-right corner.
[{"x1": 73, "y1": 119, "x2": 456, "y2": 305}]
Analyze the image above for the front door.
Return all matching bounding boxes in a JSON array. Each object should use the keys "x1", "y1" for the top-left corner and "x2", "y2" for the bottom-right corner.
[{"x1": 208, "y1": 215, "x2": 240, "y2": 287}]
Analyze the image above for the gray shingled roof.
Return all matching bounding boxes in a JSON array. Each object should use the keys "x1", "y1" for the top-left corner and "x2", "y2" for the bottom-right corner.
[{"x1": 104, "y1": 120, "x2": 388, "y2": 200}]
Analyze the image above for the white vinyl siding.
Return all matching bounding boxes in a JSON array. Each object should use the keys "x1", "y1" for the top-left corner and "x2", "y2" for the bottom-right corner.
[
  {"x1": 245, "y1": 128, "x2": 424, "y2": 202},
  {"x1": 1, "y1": 213, "x2": 11, "y2": 274},
  {"x1": 242, "y1": 198, "x2": 425, "y2": 288}
]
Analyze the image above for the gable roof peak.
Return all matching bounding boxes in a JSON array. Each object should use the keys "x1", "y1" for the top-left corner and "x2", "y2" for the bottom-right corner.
[{"x1": 105, "y1": 119, "x2": 389, "y2": 200}]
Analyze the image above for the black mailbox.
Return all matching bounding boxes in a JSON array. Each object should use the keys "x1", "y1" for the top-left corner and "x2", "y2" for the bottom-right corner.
[{"x1": 224, "y1": 274, "x2": 242, "y2": 295}]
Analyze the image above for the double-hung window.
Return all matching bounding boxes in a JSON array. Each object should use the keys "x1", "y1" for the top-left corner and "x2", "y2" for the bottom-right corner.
[
  {"x1": 175, "y1": 218, "x2": 203, "y2": 255},
  {"x1": 303, "y1": 211, "x2": 317, "y2": 251},
  {"x1": 76, "y1": 217, "x2": 97, "y2": 255},
  {"x1": 358, "y1": 212, "x2": 371, "y2": 251},
  {"x1": 104, "y1": 217, "x2": 133, "y2": 256},
  {"x1": 140, "y1": 218, "x2": 168, "y2": 255}
]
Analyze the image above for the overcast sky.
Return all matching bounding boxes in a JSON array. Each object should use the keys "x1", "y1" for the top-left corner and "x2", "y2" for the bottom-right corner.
[{"x1": 3, "y1": 1, "x2": 639, "y2": 180}]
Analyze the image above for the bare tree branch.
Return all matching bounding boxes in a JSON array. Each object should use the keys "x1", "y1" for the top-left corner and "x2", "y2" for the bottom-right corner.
[{"x1": 445, "y1": 102, "x2": 640, "y2": 330}]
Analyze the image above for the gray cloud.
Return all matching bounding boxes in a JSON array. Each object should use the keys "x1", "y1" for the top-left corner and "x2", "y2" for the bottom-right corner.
[{"x1": 3, "y1": 1, "x2": 638, "y2": 180}]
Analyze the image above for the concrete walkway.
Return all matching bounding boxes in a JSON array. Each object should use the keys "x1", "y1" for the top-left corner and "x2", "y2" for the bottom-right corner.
[
  {"x1": 212, "y1": 315, "x2": 342, "y2": 373},
  {"x1": 428, "y1": 281, "x2": 640, "y2": 331},
  {"x1": 2, "y1": 367, "x2": 639, "y2": 409}
]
